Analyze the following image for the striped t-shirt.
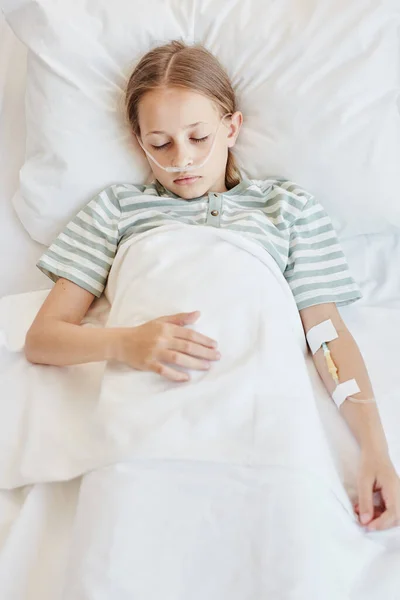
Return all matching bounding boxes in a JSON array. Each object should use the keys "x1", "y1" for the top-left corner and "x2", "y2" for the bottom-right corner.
[{"x1": 37, "y1": 177, "x2": 362, "y2": 311}]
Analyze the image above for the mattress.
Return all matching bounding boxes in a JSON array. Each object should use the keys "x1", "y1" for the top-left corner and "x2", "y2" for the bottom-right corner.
[{"x1": 1, "y1": 14, "x2": 400, "y2": 600}]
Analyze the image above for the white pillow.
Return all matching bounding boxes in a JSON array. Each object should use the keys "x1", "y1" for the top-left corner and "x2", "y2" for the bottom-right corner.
[{"x1": 2, "y1": 0, "x2": 400, "y2": 245}]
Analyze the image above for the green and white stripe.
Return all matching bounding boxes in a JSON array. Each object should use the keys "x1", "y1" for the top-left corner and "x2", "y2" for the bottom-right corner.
[
  {"x1": 37, "y1": 177, "x2": 362, "y2": 310},
  {"x1": 37, "y1": 188, "x2": 121, "y2": 297}
]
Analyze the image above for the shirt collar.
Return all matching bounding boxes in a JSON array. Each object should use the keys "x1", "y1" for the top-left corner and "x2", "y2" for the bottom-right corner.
[{"x1": 153, "y1": 177, "x2": 253, "y2": 199}]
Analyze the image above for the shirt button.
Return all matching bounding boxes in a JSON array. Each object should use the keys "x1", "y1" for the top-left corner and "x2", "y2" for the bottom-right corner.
[{"x1": 211, "y1": 210, "x2": 219, "y2": 217}]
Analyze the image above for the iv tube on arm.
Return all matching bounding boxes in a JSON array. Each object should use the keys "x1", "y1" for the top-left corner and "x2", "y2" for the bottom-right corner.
[{"x1": 306, "y1": 319, "x2": 376, "y2": 408}]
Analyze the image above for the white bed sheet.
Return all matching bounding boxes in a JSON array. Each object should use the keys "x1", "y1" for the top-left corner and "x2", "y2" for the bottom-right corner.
[
  {"x1": 0, "y1": 18, "x2": 49, "y2": 299},
  {"x1": 1, "y1": 15, "x2": 400, "y2": 600}
]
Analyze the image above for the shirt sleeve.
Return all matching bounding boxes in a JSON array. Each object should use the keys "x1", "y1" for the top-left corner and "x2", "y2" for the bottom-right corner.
[
  {"x1": 283, "y1": 194, "x2": 363, "y2": 311},
  {"x1": 36, "y1": 186, "x2": 121, "y2": 297}
]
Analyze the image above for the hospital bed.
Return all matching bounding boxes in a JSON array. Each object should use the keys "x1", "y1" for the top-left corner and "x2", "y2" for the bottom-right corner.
[{"x1": 1, "y1": 2, "x2": 400, "y2": 598}]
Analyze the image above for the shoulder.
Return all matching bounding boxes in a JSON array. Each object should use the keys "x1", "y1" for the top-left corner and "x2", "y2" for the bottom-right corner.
[
  {"x1": 109, "y1": 182, "x2": 157, "y2": 196},
  {"x1": 86, "y1": 182, "x2": 157, "y2": 215},
  {"x1": 248, "y1": 177, "x2": 315, "y2": 218}
]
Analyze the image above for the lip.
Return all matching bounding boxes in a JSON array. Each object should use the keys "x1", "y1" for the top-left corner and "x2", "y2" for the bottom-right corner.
[{"x1": 173, "y1": 176, "x2": 201, "y2": 185}]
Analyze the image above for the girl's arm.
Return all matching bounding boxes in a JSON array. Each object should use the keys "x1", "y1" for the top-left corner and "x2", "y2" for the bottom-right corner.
[
  {"x1": 299, "y1": 302, "x2": 388, "y2": 453},
  {"x1": 25, "y1": 278, "x2": 117, "y2": 365},
  {"x1": 25, "y1": 278, "x2": 220, "y2": 381},
  {"x1": 300, "y1": 302, "x2": 400, "y2": 531}
]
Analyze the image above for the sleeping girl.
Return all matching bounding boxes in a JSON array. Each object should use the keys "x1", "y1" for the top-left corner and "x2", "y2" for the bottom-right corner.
[{"x1": 25, "y1": 40, "x2": 400, "y2": 536}]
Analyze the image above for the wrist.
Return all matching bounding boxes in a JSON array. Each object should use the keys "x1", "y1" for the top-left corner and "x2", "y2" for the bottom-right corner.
[
  {"x1": 340, "y1": 398, "x2": 389, "y2": 455},
  {"x1": 103, "y1": 327, "x2": 129, "y2": 363},
  {"x1": 359, "y1": 426, "x2": 389, "y2": 457},
  {"x1": 361, "y1": 437, "x2": 390, "y2": 458}
]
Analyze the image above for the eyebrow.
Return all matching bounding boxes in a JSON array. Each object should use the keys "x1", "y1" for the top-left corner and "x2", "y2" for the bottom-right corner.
[{"x1": 145, "y1": 121, "x2": 208, "y2": 136}]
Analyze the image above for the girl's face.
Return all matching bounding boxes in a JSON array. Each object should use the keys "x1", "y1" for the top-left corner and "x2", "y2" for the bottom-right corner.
[{"x1": 137, "y1": 87, "x2": 242, "y2": 199}]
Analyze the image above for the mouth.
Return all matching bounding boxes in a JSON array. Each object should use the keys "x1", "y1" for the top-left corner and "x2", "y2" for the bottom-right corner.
[{"x1": 173, "y1": 175, "x2": 201, "y2": 186}]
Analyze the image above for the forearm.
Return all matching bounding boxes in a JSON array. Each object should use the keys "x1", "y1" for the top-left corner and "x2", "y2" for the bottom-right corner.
[
  {"x1": 312, "y1": 327, "x2": 389, "y2": 454},
  {"x1": 25, "y1": 319, "x2": 123, "y2": 366}
]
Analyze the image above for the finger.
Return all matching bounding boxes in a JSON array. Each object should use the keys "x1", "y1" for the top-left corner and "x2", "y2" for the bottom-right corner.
[
  {"x1": 355, "y1": 503, "x2": 384, "y2": 520},
  {"x1": 373, "y1": 505, "x2": 386, "y2": 518},
  {"x1": 159, "y1": 349, "x2": 211, "y2": 371},
  {"x1": 357, "y1": 474, "x2": 375, "y2": 525},
  {"x1": 150, "y1": 361, "x2": 190, "y2": 382},
  {"x1": 170, "y1": 338, "x2": 221, "y2": 361},
  {"x1": 159, "y1": 311, "x2": 201, "y2": 326},
  {"x1": 172, "y1": 324, "x2": 218, "y2": 349},
  {"x1": 374, "y1": 492, "x2": 386, "y2": 512},
  {"x1": 366, "y1": 510, "x2": 397, "y2": 532}
]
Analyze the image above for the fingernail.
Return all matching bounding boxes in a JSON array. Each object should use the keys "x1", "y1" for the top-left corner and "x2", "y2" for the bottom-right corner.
[
  {"x1": 360, "y1": 513, "x2": 370, "y2": 524},
  {"x1": 216, "y1": 352, "x2": 221, "y2": 359}
]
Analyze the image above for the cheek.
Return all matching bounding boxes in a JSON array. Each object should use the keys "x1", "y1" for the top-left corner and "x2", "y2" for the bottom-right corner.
[
  {"x1": 147, "y1": 159, "x2": 162, "y2": 176},
  {"x1": 216, "y1": 131, "x2": 230, "y2": 152},
  {"x1": 213, "y1": 141, "x2": 229, "y2": 165},
  {"x1": 146, "y1": 162, "x2": 166, "y2": 185}
]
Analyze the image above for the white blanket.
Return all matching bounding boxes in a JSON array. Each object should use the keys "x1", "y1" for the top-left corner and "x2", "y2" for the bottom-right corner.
[
  {"x1": 0, "y1": 224, "x2": 348, "y2": 493},
  {"x1": 1, "y1": 224, "x2": 399, "y2": 598}
]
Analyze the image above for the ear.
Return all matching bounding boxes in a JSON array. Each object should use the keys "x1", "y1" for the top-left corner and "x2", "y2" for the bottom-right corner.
[{"x1": 227, "y1": 111, "x2": 243, "y2": 148}]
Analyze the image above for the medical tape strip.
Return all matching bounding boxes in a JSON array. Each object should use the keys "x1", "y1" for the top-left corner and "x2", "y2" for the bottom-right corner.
[
  {"x1": 332, "y1": 379, "x2": 361, "y2": 408},
  {"x1": 306, "y1": 319, "x2": 338, "y2": 355}
]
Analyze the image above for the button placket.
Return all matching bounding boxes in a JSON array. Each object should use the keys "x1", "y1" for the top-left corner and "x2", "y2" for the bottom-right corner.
[{"x1": 206, "y1": 192, "x2": 222, "y2": 227}]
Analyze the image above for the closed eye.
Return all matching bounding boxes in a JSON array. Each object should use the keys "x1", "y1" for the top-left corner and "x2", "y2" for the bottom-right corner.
[
  {"x1": 151, "y1": 143, "x2": 170, "y2": 150},
  {"x1": 192, "y1": 135, "x2": 209, "y2": 143},
  {"x1": 151, "y1": 135, "x2": 210, "y2": 150}
]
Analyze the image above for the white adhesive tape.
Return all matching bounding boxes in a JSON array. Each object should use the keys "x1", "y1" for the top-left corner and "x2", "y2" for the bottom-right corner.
[
  {"x1": 306, "y1": 319, "x2": 338, "y2": 355},
  {"x1": 332, "y1": 379, "x2": 361, "y2": 408}
]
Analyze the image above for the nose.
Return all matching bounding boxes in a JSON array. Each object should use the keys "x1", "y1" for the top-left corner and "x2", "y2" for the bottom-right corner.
[{"x1": 171, "y1": 140, "x2": 193, "y2": 168}]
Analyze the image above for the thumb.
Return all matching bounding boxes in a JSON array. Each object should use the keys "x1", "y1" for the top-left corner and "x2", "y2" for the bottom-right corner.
[
  {"x1": 161, "y1": 311, "x2": 200, "y2": 326},
  {"x1": 358, "y1": 474, "x2": 375, "y2": 525}
]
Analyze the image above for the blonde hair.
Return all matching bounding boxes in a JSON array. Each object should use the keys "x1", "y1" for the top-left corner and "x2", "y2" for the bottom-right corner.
[{"x1": 125, "y1": 39, "x2": 241, "y2": 190}]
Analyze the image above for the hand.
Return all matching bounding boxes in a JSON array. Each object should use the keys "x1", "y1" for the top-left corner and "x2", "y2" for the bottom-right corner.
[
  {"x1": 354, "y1": 449, "x2": 400, "y2": 531},
  {"x1": 116, "y1": 311, "x2": 220, "y2": 382}
]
